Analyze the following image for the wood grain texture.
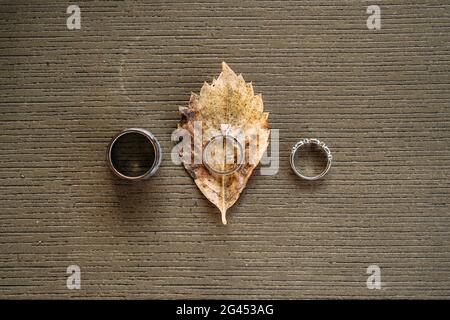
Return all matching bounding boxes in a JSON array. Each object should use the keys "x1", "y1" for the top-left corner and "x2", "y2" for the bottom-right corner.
[{"x1": 0, "y1": 0, "x2": 449, "y2": 299}]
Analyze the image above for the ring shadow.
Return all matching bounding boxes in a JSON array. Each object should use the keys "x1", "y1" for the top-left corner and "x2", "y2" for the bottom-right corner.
[
  {"x1": 108, "y1": 132, "x2": 161, "y2": 220},
  {"x1": 111, "y1": 177, "x2": 162, "y2": 221}
]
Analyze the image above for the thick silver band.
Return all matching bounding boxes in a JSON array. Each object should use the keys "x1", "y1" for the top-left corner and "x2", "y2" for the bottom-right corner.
[
  {"x1": 107, "y1": 128, "x2": 162, "y2": 181},
  {"x1": 290, "y1": 138, "x2": 332, "y2": 181}
]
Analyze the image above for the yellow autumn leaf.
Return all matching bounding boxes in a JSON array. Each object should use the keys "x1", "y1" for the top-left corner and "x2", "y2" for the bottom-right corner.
[{"x1": 178, "y1": 62, "x2": 269, "y2": 224}]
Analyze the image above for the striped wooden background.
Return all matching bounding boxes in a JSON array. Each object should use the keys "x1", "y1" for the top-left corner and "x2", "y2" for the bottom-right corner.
[{"x1": 0, "y1": 0, "x2": 449, "y2": 298}]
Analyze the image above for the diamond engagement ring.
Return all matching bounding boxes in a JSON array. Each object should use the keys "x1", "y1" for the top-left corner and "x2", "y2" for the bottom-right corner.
[{"x1": 202, "y1": 124, "x2": 244, "y2": 176}]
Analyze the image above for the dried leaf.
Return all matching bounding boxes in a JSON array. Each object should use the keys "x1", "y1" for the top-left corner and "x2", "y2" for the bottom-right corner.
[{"x1": 178, "y1": 62, "x2": 269, "y2": 224}]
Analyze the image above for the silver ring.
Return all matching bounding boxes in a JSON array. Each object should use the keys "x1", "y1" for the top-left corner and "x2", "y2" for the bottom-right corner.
[
  {"x1": 107, "y1": 128, "x2": 162, "y2": 181},
  {"x1": 290, "y1": 138, "x2": 332, "y2": 180},
  {"x1": 203, "y1": 135, "x2": 244, "y2": 176}
]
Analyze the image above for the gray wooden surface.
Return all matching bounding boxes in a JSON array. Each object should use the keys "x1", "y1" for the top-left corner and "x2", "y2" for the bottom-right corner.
[{"x1": 1, "y1": 0, "x2": 450, "y2": 299}]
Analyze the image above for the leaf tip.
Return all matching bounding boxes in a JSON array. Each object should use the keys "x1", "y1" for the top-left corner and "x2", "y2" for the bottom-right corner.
[
  {"x1": 221, "y1": 61, "x2": 236, "y2": 76},
  {"x1": 221, "y1": 210, "x2": 228, "y2": 225}
]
